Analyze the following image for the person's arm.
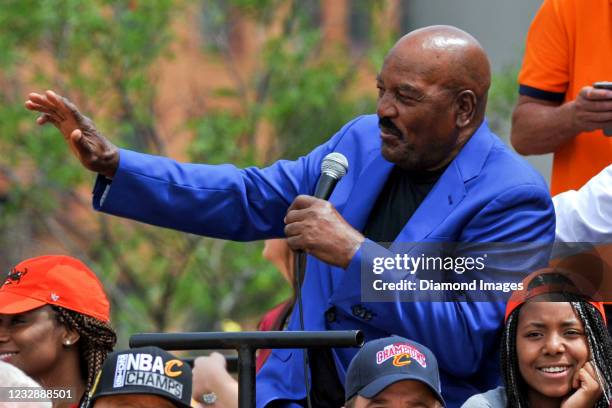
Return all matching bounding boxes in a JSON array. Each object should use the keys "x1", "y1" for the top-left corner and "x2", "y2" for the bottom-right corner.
[
  {"x1": 91, "y1": 116, "x2": 361, "y2": 241},
  {"x1": 511, "y1": 88, "x2": 612, "y2": 155},
  {"x1": 554, "y1": 164, "x2": 612, "y2": 243},
  {"x1": 26, "y1": 90, "x2": 367, "y2": 241}
]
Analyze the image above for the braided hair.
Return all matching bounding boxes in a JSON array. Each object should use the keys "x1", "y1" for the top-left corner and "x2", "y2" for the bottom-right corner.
[
  {"x1": 501, "y1": 298, "x2": 612, "y2": 408},
  {"x1": 53, "y1": 306, "x2": 116, "y2": 407}
]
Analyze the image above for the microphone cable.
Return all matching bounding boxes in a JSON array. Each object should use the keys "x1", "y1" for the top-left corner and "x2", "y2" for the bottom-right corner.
[{"x1": 294, "y1": 250, "x2": 313, "y2": 408}]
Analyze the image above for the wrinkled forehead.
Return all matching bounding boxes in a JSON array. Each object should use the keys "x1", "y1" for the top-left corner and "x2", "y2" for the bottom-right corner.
[{"x1": 380, "y1": 42, "x2": 450, "y2": 86}]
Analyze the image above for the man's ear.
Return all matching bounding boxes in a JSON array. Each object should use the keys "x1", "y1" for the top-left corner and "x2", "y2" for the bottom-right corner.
[{"x1": 455, "y1": 90, "x2": 477, "y2": 128}]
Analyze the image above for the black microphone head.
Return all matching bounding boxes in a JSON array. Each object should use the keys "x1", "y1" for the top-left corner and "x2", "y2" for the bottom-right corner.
[{"x1": 321, "y1": 152, "x2": 348, "y2": 180}]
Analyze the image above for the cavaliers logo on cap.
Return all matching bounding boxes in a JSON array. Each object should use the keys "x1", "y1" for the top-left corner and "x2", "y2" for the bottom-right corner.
[
  {"x1": 164, "y1": 359, "x2": 184, "y2": 377},
  {"x1": 392, "y1": 354, "x2": 413, "y2": 367},
  {"x1": 3, "y1": 268, "x2": 28, "y2": 286},
  {"x1": 376, "y1": 342, "x2": 427, "y2": 368}
]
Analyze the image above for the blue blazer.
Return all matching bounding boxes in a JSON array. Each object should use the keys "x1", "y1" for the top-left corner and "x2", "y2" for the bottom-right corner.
[{"x1": 94, "y1": 115, "x2": 555, "y2": 407}]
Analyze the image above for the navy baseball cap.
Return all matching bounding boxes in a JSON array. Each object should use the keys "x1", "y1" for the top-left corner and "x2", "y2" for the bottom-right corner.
[
  {"x1": 89, "y1": 346, "x2": 192, "y2": 408},
  {"x1": 345, "y1": 336, "x2": 445, "y2": 406}
]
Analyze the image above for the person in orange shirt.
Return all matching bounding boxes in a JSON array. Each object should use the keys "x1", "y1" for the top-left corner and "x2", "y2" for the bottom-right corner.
[{"x1": 511, "y1": 0, "x2": 612, "y2": 195}]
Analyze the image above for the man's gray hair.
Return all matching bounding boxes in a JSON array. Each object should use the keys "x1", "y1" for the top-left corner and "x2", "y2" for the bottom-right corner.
[{"x1": 0, "y1": 361, "x2": 52, "y2": 408}]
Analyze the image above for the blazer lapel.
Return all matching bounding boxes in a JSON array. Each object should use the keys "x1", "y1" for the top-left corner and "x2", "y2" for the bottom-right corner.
[
  {"x1": 391, "y1": 121, "x2": 495, "y2": 245},
  {"x1": 392, "y1": 161, "x2": 466, "y2": 245},
  {"x1": 326, "y1": 153, "x2": 393, "y2": 291}
]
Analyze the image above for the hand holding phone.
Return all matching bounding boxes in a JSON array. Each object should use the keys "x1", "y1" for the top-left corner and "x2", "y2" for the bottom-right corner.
[{"x1": 593, "y1": 81, "x2": 612, "y2": 136}]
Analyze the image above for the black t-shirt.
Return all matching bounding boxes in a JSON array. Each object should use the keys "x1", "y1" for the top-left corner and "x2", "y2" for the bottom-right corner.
[{"x1": 363, "y1": 165, "x2": 447, "y2": 243}]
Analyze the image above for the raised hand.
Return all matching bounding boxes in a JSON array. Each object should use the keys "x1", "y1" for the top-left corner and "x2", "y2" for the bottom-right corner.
[
  {"x1": 25, "y1": 90, "x2": 119, "y2": 178},
  {"x1": 284, "y1": 195, "x2": 365, "y2": 268}
]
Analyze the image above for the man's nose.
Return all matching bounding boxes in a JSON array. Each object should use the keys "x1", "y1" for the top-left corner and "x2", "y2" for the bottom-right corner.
[{"x1": 377, "y1": 92, "x2": 398, "y2": 118}]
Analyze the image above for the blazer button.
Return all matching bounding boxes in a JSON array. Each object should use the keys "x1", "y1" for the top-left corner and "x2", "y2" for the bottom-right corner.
[
  {"x1": 352, "y1": 305, "x2": 365, "y2": 318},
  {"x1": 363, "y1": 311, "x2": 373, "y2": 321},
  {"x1": 325, "y1": 307, "x2": 337, "y2": 323}
]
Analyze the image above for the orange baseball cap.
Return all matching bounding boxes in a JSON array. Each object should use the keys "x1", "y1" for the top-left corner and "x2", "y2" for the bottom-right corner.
[
  {"x1": 505, "y1": 294, "x2": 606, "y2": 325},
  {"x1": 505, "y1": 267, "x2": 606, "y2": 324},
  {"x1": 0, "y1": 255, "x2": 110, "y2": 322}
]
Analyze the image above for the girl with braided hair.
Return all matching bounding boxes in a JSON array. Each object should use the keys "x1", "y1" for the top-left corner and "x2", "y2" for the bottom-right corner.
[
  {"x1": 462, "y1": 272, "x2": 612, "y2": 408},
  {"x1": 0, "y1": 255, "x2": 116, "y2": 408}
]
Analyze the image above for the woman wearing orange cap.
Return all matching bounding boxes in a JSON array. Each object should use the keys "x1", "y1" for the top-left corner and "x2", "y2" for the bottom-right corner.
[
  {"x1": 0, "y1": 255, "x2": 116, "y2": 408},
  {"x1": 462, "y1": 273, "x2": 612, "y2": 408}
]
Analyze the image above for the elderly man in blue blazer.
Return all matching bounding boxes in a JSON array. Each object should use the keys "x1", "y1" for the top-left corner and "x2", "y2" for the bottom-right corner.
[{"x1": 26, "y1": 25, "x2": 554, "y2": 408}]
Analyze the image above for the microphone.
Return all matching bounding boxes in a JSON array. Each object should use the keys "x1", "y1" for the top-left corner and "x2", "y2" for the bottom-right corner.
[
  {"x1": 296, "y1": 152, "x2": 348, "y2": 408},
  {"x1": 314, "y1": 152, "x2": 349, "y2": 200}
]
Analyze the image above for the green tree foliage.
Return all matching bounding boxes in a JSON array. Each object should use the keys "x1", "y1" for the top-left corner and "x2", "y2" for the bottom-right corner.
[
  {"x1": 0, "y1": 0, "x2": 386, "y2": 345},
  {"x1": 487, "y1": 65, "x2": 521, "y2": 139}
]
